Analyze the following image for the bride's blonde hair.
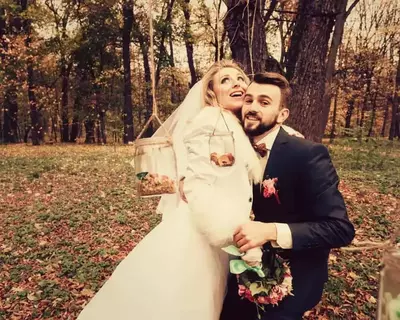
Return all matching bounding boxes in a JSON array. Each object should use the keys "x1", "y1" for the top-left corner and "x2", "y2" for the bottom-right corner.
[{"x1": 202, "y1": 60, "x2": 250, "y2": 108}]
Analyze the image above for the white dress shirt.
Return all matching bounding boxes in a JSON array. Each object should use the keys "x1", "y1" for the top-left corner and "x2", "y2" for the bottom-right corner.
[{"x1": 255, "y1": 125, "x2": 293, "y2": 249}]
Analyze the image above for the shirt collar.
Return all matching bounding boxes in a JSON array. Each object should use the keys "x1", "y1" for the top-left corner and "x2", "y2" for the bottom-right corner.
[{"x1": 256, "y1": 126, "x2": 280, "y2": 151}]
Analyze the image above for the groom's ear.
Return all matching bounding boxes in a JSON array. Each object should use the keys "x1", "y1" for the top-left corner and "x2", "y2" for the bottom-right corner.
[{"x1": 277, "y1": 108, "x2": 289, "y2": 124}]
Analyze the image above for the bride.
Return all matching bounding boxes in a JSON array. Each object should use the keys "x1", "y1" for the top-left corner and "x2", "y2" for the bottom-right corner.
[{"x1": 77, "y1": 60, "x2": 293, "y2": 320}]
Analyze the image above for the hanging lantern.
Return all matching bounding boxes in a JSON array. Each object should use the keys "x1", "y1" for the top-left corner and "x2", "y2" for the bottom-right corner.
[
  {"x1": 209, "y1": 111, "x2": 236, "y2": 167},
  {"x1": 133, "y1": 0, "x2": 177, "y2": 198},
  {"x1": 377, "y1": 229, "x2": 400, "y2": 320},
  {"x1": 134, "y1": 136, "x2": 177, "y2": 197}
]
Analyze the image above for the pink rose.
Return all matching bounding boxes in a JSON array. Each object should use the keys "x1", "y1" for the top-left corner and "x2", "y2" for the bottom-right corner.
[
  {"x1": 238, "y1": 285, "x2": 246, "y2": 296},
  {"x1": 245, "y1": 289, "x2": 254, "y2": 302},
  {"x1": 257, "y1": 296, "x2": 267, "y2": 304},
  {"x1": 269, "y1": 296, "x2": 280, "y2": 305}
]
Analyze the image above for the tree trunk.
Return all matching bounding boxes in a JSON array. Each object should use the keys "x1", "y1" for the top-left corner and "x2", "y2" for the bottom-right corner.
[
  {"x1": 321, "y1": 0, "x2": 348, "y2": 137},
  {"x1": 181, "y1": 0, "x2": 197, "y2": 87},
  {"x1": 20, "y1": 0, "x2": 41, "y2": 145},
  {"x1": 0, "y1": 8, "x2": 4, "y2": 143},
  {"x1": 389, "y1": 48, "x2": 400, "y2": 141},
  {"x1": 214, "y1": 27, "x2": 226, "y2": 62},
  {"x1": 224, "y1": 0, "x2": 268, "y2": 75},
  {"x1": 381, "y1": 98, "x2": 390, "y2": 137},
  {"x1": 70, "y1": 90, "x2": 81, "y2": 143},
  {"x1": 169, "y1": 34, "x2": 175, "y2": 67},
  {"x1": 219, "y1": 28, "x2": 226, "y2": 61},
  {"x1": 0, "y1": 8, "x2": 5, "y2": 40},
  {"x1": 61, "y1": 61, "x2": 72, "y2": 142},
  {"x1": 70, "y1": 117, "x2": 79, "y2": 142},
  {"x1": 99, "y1": 110, "x2": 106, "y2": 144},
  {"x1": 122, "y1": 0, "x2": 134, "y2": 144},
  {"x1": 133, "y1": 6, "x2": 153, "y2": 136},
  {"x1": 70, "y1": 68, "x2": 89, "y2": 143},
  {"x1": 155, "y1": 0, "x2": 175, "y2": 85},
  {"x1": 140, "y1": 42, "x2": 153, "y2": 136},
  {"x1": 27, "y1": 62, "x2": 41, "y2": 145},
  {"x1": 285, "y1": 0, "x2": 338, "y2": 142},
  {"x1": 52, "y1": 117, "x2": 58, "y2": 142},
  {"x1": 367, "y1": 92, "x2": 378, "y2": 137},
  {"x1": 1, "y1": 7, "x2": 18, "y2": 143},
  {"x1": 3, "y1": 88, "x2": 19, "y2": 143},
  {"x1": 359, "y1": 99, "x2": 366, "y2": 129},
  {"x1": 345, "y1": 98, "x2": 355, "y2": 131},
  {"x1": 84, "y1": 120, "x2": 95, "y2": 144},
  {"x1": 329, "y1": 87, "x2": 339, "y2": 143}
]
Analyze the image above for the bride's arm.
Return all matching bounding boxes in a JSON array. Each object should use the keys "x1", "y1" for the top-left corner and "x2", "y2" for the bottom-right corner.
[
  {"x1": 182, "y1": 110, "x2": 250, "y2": 248},
  {"x1": 183, "y1": 164, "x2": 248, "y2": 248}
]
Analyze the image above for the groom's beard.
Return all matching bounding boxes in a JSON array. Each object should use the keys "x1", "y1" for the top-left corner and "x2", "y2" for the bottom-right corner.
[{"x1": 243, "y1": 112, "x2": 279, "y2": 137}]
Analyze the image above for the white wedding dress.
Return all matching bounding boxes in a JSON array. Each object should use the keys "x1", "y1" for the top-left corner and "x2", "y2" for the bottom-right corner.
[{"x1": 77, "y1": 107, "x2": 261, "y2": 320}]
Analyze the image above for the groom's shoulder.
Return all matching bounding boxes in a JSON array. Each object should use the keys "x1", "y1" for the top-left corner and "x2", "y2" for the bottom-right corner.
[{"x1": 286, "y1": 133, "x2": 331, "y2": 159}]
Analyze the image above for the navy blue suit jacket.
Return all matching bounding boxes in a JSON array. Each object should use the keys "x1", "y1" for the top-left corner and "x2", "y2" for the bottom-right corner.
[{"x1": 221, "y1": 128, "x2": 355, "y2": 319}]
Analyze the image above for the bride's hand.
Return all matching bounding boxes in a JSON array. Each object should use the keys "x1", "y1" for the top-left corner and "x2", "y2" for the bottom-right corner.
[
  {"x1": 290, "y1": 130, "x2": 304, "y2": 139},
  {"x1": 282, "y1": 125, "x2": 304, "y2": 139}
]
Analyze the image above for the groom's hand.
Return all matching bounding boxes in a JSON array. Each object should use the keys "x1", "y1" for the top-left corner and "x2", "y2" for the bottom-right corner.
[{"x1": 234, "y1": 222, "x2": 277, "y2": 252}]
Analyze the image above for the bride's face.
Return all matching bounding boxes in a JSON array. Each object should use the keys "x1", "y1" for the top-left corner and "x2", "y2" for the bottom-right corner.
[{"x1": 212, "y1": 67, "x2": 248, "y2": 113}]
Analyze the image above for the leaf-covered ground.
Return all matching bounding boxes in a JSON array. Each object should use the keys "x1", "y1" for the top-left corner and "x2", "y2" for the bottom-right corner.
[{"x1": 0, "y1": 140, "x2": 399, "y2": 320}]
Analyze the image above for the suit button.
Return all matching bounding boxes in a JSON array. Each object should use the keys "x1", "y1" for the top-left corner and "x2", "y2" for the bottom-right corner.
[{"x1": 249, "y1": 197, "x2": 252, "y2": 202}]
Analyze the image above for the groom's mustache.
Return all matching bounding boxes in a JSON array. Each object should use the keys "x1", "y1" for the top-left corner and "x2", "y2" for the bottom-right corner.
[{"x1": 244, "y1": 111, "x2": 262, "y2": 121}]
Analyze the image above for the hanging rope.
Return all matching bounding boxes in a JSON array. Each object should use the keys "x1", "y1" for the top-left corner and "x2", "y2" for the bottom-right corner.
[
  {"x1": 149, "y1": 0, "x2": 157, "y2": 117},
  {"x1": 246, "y1": 0, "x2": 256, "y2": 77},
  {"x1": 216, "y1": 0, "x2": 222, "y2": 107},
  {"x1": 136, "y1": 0, "x2": 167, "y2": 140}
]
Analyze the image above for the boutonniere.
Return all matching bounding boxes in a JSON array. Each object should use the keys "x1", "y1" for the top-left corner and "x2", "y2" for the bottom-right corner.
[{"x1": 262, "y1": 177, "x2": 281, "y2": 204}]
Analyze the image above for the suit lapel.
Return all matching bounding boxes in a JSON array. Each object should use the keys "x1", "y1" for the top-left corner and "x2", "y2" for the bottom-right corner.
[{"x1": 263, "y1": 127, "x2": 289, "y2": 181}]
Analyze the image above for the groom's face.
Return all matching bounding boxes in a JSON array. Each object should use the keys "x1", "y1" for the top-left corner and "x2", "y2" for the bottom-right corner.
[{"x1": 242, "y1": 82, "x2": 289, "y2": 137}]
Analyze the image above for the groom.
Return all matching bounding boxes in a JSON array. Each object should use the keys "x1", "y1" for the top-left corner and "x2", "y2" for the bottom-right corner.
[{"x1": 220, "y1": 72, "x2": 355, "y2": 320}]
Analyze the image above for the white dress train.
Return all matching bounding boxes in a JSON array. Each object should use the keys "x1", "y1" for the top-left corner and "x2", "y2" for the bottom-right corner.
[{"x1": 77, "y1": 107, "x2": 261, "y2": 320}]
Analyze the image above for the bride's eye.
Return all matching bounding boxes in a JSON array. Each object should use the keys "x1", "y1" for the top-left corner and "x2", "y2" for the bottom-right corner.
[
  {"x1": 221, "y1": 77, "x2": 230, "y2": 84},
  {"x1": 238, "y1": 76, "x2": 245, "y2": 82}
]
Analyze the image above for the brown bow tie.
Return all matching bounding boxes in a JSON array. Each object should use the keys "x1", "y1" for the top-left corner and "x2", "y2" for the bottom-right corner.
[{"x1": 253, "y1": 143, "x2": 268, "y2": 157}]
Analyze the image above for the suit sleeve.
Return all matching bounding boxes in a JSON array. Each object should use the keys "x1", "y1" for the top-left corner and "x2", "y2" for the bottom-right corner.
[{"x1": 288, "y1": 144, "x2": 355, "y2": 251}]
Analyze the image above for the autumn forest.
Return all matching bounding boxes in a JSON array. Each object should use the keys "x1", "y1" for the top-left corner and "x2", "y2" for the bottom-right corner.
[
  {"x1": 1, "y1": 1, "x2": 400, "y2": 319},
  {"x1": 1, "y1": 0, "x2": 399, "y2": 145}
]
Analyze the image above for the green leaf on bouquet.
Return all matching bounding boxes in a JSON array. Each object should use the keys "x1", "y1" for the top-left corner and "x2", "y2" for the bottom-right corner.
[
  {"x1": 275, "y1": 267, "x2": 282, "y2": 279},
  {"x1": 250, "y1": 282, "x2": 267, "y2": 296},
  {"x1": 230, "y1": 259, "x2": 266, "y2": 277},
  {"x1": 136, "y1": 172, "x2": 148, "y2": 180},
  {"x1": 230, "y1": 260, "x2": 248, "y2": 274},
  {"x1": 222, "y1": 245, "x2": 243, "y2": 256}
]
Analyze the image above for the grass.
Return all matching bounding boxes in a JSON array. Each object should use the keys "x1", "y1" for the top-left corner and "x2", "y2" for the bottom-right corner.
[{"x1": 0, "y1": 139, "x2": 399, "y2": 319}]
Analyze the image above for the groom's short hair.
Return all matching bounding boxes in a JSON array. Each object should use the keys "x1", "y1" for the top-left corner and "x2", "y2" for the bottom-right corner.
[{"x1": 252, "y1": 72, "x2": 291, "y2": 109}]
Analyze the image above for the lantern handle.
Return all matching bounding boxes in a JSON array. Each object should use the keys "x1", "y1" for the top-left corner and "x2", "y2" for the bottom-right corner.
[{"x1": 136, "y1": 114, "x2": 170, "y2": 141}]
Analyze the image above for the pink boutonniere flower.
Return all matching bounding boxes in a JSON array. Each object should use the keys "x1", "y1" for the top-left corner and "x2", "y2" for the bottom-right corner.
[{"x1": 262, "y1": 177, "x2": 281, "y2": 204}]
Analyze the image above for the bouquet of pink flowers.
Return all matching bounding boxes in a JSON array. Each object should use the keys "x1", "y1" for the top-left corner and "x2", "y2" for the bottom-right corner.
[{"x1": 223, "y1": 245, "x2": 293, "y2": 318}]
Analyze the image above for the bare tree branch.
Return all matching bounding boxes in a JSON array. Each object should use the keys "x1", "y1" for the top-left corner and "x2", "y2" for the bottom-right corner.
[
  {"x1": 264, "y1": 0, "x2": 278, "y2": 25},
  {"x1": 345, "y1": 0, "x2": 360, "y2": 18}
]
